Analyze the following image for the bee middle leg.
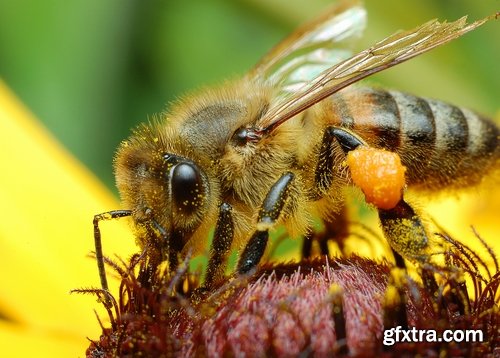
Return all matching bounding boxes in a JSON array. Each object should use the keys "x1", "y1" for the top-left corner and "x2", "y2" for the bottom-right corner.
[
  {"x1": 313, "y1": 127, "x2": 364, "y2": 196},
  {"x1": 302, "y1": 127, "x2": 361, "y2": 258},
  {"x1": 237, "y1": 172, "x2": 295, "y2": 274}
]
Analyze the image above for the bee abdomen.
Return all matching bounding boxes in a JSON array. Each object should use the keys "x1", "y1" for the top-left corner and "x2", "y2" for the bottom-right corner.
[{"x1": 325, "y1": 87, "x2": 498, "y2": 190}]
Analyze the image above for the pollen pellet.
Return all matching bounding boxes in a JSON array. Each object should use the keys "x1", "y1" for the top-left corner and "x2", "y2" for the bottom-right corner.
[{"x1": 346, "y1": 146, "x2": 406, "y2": 210}]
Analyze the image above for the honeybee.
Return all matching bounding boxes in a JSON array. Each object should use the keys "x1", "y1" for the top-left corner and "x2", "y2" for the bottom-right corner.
[{"x1": 93, "y1": 1, "x2": 499, "y2": 293}]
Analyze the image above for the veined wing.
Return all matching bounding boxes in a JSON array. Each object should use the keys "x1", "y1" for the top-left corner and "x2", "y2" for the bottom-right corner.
[
  {"x1": 249, "y1": 0, "x2": 367, "y2": 95},
  {"x1": 256, "y1": 14, "x2": 497, "y2": 133}
]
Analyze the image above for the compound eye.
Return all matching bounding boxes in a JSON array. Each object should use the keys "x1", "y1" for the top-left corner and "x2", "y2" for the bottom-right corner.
[{"x1": 171, "y1": 162, "x2": 205, "y2": 215}]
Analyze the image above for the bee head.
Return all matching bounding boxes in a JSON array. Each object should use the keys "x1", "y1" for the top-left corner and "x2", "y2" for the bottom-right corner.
[{"x1": 113, "y1": 126, "x2": 212, "y2": 253}]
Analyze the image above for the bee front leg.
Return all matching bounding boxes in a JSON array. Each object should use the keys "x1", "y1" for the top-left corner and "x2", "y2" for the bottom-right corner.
[
  {"x1": 93, "y1": 210, "x2": 132, "y2": 299},
  {"x1": 237, "y1": 172, "x2": 295, "y2": 274},
  {"x1": 331, "y1": 127, "x2": 429, "y2": 267},
  {"x1": 203, "y1": 203, "x2": 234, "y2": 290}
]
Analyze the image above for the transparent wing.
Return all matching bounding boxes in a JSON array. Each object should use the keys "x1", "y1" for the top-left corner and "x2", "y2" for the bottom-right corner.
[
  {"x1": 256, "y1": 14, "x2": 496, "y2": 133},
  {"x1": 249, "y1": 0, "x2": 367, "y2": 95}
]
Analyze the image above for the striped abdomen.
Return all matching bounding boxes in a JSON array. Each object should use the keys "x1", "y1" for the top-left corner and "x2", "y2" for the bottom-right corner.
[{"x1": 320, "y1": 87, "x2": 499, "y2": 190}]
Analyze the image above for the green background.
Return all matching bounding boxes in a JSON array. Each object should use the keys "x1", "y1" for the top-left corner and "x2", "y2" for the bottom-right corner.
[{"x1": 0, "y1": 0, "x2": 498, "y2": 191}]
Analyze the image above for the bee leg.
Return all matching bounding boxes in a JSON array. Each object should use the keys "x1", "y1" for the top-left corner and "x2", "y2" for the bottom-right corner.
[
  {"x1": 305, "y1": 127, "x2": 363, "y2": 258},
  {"x1": 392, "y1": 249, "x2": 406, "y2": 269},
  {"x1": 323, "y1": 209, "x2": 349, "y2": 255},
  {"x1": 302, "y1": 208, "x2": 349, "y2": 259},
  {"x1": 330, "y1": 128, "x2": 428, "y2": 267},
  {"x1": 314, "y1": 127, "x2": 364, "y2": 194},
  {"x1": 203, "y1": 203, "x2": 234, "y2": 290},
  {"x1": 330, "y1": 127, "x2": 365, "y2": 151},
  {"x1": 378, "y1": 199, "x2": 429, "y2": 265},
  {"x1": 237, "y1": 172, "x2": 295, "y2": 274},
  {"x1": 93, "y1": 210, "x2": 132, "y2": 300},
  {"x1": 383, "y1": 269, "x2": 410, "y2": 333},
  {"x1": 301, "y1": 232, "x2": 315, "y2": 258},
  {"x1": 302, "y1": 230, "x2": 330, "y2": 258},
  {"x1": 149, "y1": 219, "x2": 169, "y2": 260}
]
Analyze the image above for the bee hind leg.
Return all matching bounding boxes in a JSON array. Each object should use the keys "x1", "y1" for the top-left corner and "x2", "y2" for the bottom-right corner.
[
  {"x1": 331, "y1": 127, "x2": 429, "y2": 267},
  {"x1": 378, "y1": 199, "x2": 429, "y2": 265},
  {"x1": 302, "y1": 208, "x2": 349, "y2": 259},
  {"x1": 237, "y1": 172, "x2": 295, "y2": 274}
]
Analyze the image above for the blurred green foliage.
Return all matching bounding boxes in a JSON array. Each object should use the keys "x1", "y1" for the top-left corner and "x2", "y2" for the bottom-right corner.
[{"x1": 0, "y1": 0, "x2": 498, "y2": 190}]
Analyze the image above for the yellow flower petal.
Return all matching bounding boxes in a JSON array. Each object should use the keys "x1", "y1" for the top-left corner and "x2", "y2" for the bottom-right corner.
[
  {"x1": 0, "y1": 320, "x2": 83, "y2": 358},
  {"x1": 0, "y1": 80, "x2": 136, "y2": 354},
  {"x1": 427, "y1": 189, "x2": 500, "y2": 255}
]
